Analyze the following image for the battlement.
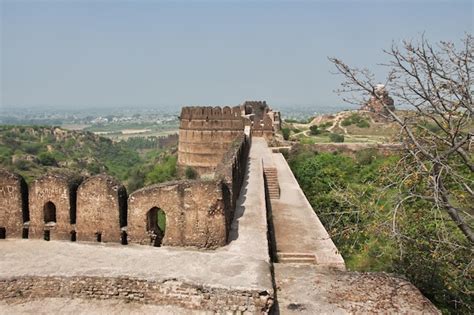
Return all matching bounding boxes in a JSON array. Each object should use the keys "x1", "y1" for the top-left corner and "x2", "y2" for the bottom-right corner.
[{"x1": 180, "y1": 106, "x2": 243, "y2": 121}]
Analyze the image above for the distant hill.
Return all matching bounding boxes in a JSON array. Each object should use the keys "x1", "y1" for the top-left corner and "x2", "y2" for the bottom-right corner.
[{"x1": 0, "y1": 126, "x2": 178, "y2": 191}]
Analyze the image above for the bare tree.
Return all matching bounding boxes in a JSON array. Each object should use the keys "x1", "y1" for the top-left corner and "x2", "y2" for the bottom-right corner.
[{"x1": 329, "y1": 34, "x2": 473, "y2": 243}]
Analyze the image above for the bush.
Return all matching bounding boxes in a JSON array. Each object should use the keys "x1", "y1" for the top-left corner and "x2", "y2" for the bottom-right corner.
[
  {"x1": 342, "y1": 113, "x2": 370, "y2": 128},
  {"x1": 356, "y1": 120, "x2": 370, "y2": 128},
  {"x1": 185, "y1": 166, "x2": 197, "y2": 179},
  {"x1": 282, "y1": 128, "x2": 291, "y2": 140},
  {"x1": 329, "y1": 133, "x2": 344, "y2": 143},
  {"x1": 309, "y1": 125, "x2": 321, "y2": 135},
  {"x1": 38, "y1": 152, "x2": 57, "y2": 166},
  {"x1": 145, "y1": 155, "x2": 177, "y2": 184},
  {"x1": 356, "y1": 148, "x2": 378, "y2": 165}
]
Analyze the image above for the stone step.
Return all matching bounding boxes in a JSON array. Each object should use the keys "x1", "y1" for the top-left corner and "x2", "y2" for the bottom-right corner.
[{"x1": 277, "y1": 252, "x2": 317, "y2": 264}]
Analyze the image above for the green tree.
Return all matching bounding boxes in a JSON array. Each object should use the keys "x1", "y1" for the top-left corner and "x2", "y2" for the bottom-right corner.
[
  {"x1": 329, "y1": 133, "x2": 344, "y2": 143},
  {"x1": 281, "y1": 127, "x2": 291, "y2": 140},
  {"x1": 309, "y1": 125, "x2": 321, "y2": 135}
]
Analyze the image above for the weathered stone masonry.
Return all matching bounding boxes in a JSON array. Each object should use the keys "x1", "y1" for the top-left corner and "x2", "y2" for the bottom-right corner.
[
  {"x1": 178, "y1": 106, "x2": 245, "y2": 176},
  {"x1": 28, "y1": 172, "x2": 82, "y2": 240},
  {"x1": 0, "y1": 276, "x2": 273, "y2": 313},
  {"x1": 0, "y1": 103, "x2": 277, "y2": 247},
  {"x1": 76, "y1": 174, "x2": 127, "y2": 243},
  {"x1": 0, "y1": 135, "x2": 249, "y2": 247},
  {"x1": 128, "y1": 180, "x2": 226, "y2": 248},
  {"x1": 0, "y1": 169, "x2": 28, "y2": 238}
]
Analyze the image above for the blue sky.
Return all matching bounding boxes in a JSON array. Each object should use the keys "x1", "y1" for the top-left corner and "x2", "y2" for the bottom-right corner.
[{"x1": 1, "y1": 0, "x2": 472, "y2": 109}]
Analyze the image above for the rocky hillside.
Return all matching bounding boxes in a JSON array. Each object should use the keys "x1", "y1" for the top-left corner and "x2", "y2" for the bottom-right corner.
[{"x1": 0, "y1": 126, "x2": 177, "y2": 191}]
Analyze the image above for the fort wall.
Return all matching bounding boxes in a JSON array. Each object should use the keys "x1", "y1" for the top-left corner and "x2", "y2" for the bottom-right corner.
[
  {"x1": 0, "y1": 130, "x2": 248, "y2": 248},
  {"x1": 215, "y1": 134, "x2": 250, "y2": 233},
  {"x1": 0, "y1": 170, "x2": 28, "y2": 238},
  {"x1": 28, "y1": 173, "x2": 82, "y2": 240},
  {"x1": 0, "y1": 276, "x2": 272, "y2": 313},
  {"x1": 128, "y1": 180, "x2": 226, "y2": 248},
  {"x1": 76, "y1": 174, "x2": 127, "y2": 243}
]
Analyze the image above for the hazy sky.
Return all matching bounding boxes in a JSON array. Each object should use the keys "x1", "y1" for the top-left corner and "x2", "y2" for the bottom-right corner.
[{"x1": 1, "y1": 0, "x2": 472, "y2": 109}]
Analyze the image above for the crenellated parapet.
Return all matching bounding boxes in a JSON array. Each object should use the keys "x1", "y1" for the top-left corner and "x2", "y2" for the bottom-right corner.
[
  {"x1": 76, "y1": 174, "x2": 127, "y2": 243},
  {"x1": 28, "y1": 171, "x2": 83, "y2": 240},
  {"x1": 180, "y1": 106, "x2": 242, "y2": 119},
  {"x1": 0, "y1": 130, "x2": 249, "y2": 248}
]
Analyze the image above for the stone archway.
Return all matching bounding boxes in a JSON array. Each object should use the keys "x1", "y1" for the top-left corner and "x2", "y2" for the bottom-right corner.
[
  {"x1": 147, "y1": 207, "x2": 166, "y2": 247},
  {"x1": 43, "y1": 201, "x2": 56, "y2": 223}
]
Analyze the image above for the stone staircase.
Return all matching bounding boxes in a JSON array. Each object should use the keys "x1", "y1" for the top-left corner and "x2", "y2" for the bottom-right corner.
[
  {"x1": 277, "y1": 252, "x2": 317, "y2": 264},
  {"x1": 264, "y1": 167, "x2": 280, "y2": 199}
]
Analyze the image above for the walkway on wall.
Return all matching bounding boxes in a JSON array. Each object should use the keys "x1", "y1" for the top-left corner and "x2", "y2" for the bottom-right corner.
[
  {"x1": 256, "y1": 138, "x2": 437, "y2": 314},
  {"x1": 270, "y1": 153, "x2": 345, "y2": 268}
]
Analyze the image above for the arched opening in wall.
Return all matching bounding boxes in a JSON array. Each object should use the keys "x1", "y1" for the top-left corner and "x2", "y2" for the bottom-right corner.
[
  {"x1": 43, "y1": 201, "x2": 56, "y2": 223},
  {"x1": 146, "y1": 207, "x2": 166, "y2": 247}
]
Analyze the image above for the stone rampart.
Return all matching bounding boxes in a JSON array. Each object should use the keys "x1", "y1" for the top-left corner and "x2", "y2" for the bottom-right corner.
[
  {"x1": 215, "y1": 134, "x2": 250, "y2": 234},
  {"x1": 0, "y1": 276, "x2": 272, "y2": 313},
  {"x1": 76, "y1": 174, "x2": 127, "y2": 243},
  {"x1": 0, "y1": 170, "x2": 28, "y2": 238},
  {"x1": 28, "y1": 172, "x2": 82, "y2": 240},
  {"x1": 128, "y1": 180, "x2": 226, "y2": 248}
]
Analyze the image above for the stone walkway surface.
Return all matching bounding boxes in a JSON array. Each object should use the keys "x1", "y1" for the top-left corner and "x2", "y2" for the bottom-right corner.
[
  {"x1": 270, "y1": 151, "x2": 344, "y2": 268},
  {"x1": 0, "y1": 137, "x2": 273, "y2": 313},
  {"x1": 274, "y1": 264, "x2": 440, "y2": 315}
]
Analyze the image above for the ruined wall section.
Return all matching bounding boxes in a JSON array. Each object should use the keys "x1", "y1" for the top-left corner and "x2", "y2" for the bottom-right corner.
[
  {"x1": 128, "y1": 180, "x2": 226, "y2": 248},
  {"x1": 215, "y1": 134, "x2": 250, "y2": 235},
  {"x1": 0, "y1": 170, "x2": 28, "y2": 238},
  {"x1": 76, "y1": 174, "x2": 127, "y2": 243},
  {"x1": 0, "y1": 276, "x2": 273, "y2": 313},
  {"x1": 178, "y1": 106, "x2": 245, "y2": 176},
  {"x1": 28, "y1": 172, "x2": 82, "y2": 240}
]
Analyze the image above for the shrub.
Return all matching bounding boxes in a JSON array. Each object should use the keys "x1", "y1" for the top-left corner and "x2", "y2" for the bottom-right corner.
[
  {"x1": 356, "y1": 148, "x2": 378, "y2": 165},
  {"x1": 356, "y1": 120, "x2": 370, "y2": 128},
  {"x1": 282, "y1": 128, "x2": 291, "y2": 140},
  {"x1": 185, "y1": 166, "x2": 198, "y2": 179},
  {"x1": 38, "y1": 152, "x2": 57, "y2": 166},
  {"x1": 309, "y1": 125, "x2": 321, "y2": 135},
  {"x1": 145, "y1": 155, "x2": 177, "y2": 184},
  {"x1": 329, "y1": 133, "x2": 344, "y2": 143}
]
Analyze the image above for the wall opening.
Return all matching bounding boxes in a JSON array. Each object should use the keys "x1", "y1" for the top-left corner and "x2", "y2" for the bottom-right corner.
[
  {"x1": 96, "y1": 232, "x2": 102, "y2": 242},
  {"x1": 0, "y1": 227, "x2": 5, "y2": 239},
  {"x1": 43, "y1": 201, "x2": 56, "y2": 223},
  {"x1": 147, "y1": 207, "x2": 166, "y2": 247},
  {"x1": 70, "y1": 230, "x2": 76, "y2": 242},
  {"x1": 121, "y1": 231, "x2": 128, "y2": 245},
  {"x1": 22, "y1": 228, "x2": 29, "y2": 239},
  {"x1": 44, "y1": 230, "x2": 50, "y2": 241}
]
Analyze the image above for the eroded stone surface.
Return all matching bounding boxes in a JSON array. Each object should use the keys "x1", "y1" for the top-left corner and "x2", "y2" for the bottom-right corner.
[
  {"x1": 28, "y1": 172, "x2": 82, "y2": 240},
  {"x1": 0, "y1": 169, "x2": 27, "y2": 238},
  {"x1": 76, "y1": 174, "x2": 127, "y2": 243},
  {"x1": 274, "y1": 264, "x2": 440, "y2": 314}
]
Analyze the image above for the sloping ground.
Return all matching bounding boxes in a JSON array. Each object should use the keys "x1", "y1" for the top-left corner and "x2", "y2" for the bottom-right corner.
[
  {"x1": 0, "y1": 138, "x2": 274, "y2": 314},
  {"x1": 274, "y1": 264, "x2": 440, "y2": 314}
]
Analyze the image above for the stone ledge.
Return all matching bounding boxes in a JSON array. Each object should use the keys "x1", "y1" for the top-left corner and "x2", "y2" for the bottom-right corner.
[{"x1": 0, "y1": 276, "x2": 273, "y2": 313}]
